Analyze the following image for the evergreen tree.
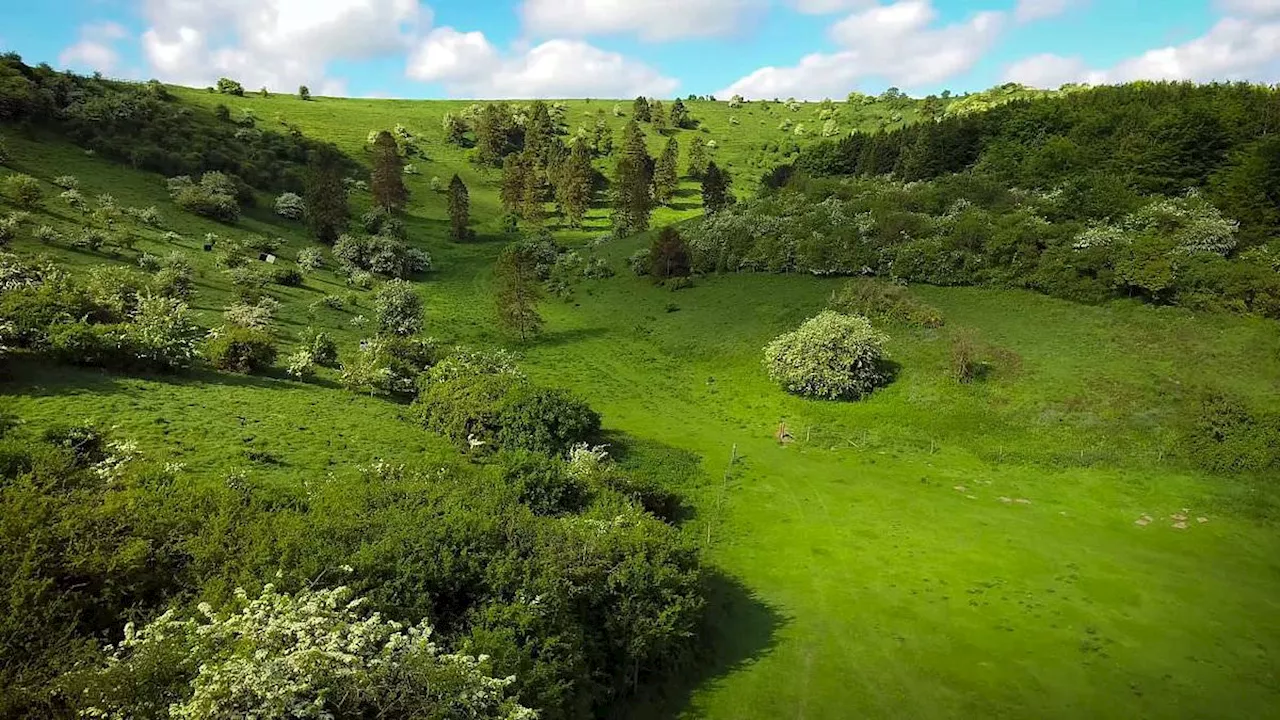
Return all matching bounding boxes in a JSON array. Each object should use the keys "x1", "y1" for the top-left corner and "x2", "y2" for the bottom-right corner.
[
  {"x1": 555, "y1": 137, "x2": 595, "y2": 228},
  {"x1": 370, "y1": 130, "x2": 408, "y2": 212},
  {"x1": 522, "y1": 160, "x2": 548, "y2": 226},
  {"x1": 443, "y1": 112, "x2": 469, "y2": 146},
  {"x1": 298, "y1": 85, "x2": 311, "y2": 101},
  {"x1": 593, "y1": 117, "x2": 614, "y2": 156},
  {"x1": 304, "y1": 146, "x2": 349, "y2": 243},
  {"x1": 701, "y1": 161, "x2": 732, "y2": 215},
  {"x1": 525, "y1": 100, "x2": 557, "y2": 163},
  {"x1": 652, "y1": 100, "x2": 667, "y2": 131},
  {"x1": 669, "y1": 99, "x2": 690, "y2": 129},
  {"x1": 686, "y1": 136, "x2": 709, "y2": 179},
  {"x1": 612, "y1": 154, "x2": 652, "y2": 236},
  {"x1": 476, "y1": 103, "x2": 516, "y2": 166},
  {"x1": 654, "y1": 136, "x2": 680, "y2": 205},
  {"x1": 494, "y1": 244, "x2": 545, "y2": 341},
  {"x1": 633, "y1": 96, "x2": 652, "y2": 123},
  {"x1": 500, "y1": 152, "x2": 530, "y2": 216},
  {"x1": 649, "y1": 226, "x2": 691, "y2": 279},
  {"x1": 448, "y1": 174, "x2": 470, "y2": 241}
]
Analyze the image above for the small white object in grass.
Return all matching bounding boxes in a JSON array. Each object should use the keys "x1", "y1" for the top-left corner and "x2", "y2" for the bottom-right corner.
[
  {"x1": 999, "y1": 497, "x2": 1012, "y2": 504},
  {"x1": 1135, "y1": 518, "x2": 1150, "y2": 526},
  {"x1": 1197, "y1": 517, "x2": 1209, "y2": 523},
  {"x1": 1015, "y1": 498, "x2": 1031, "y2": 505},
  {"x1": 953, "y1": 485, "x2": 967, "y2": 492}
]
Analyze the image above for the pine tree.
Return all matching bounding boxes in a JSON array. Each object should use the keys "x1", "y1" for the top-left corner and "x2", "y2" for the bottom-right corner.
[
  {"x1": 593, "y1": 118, "x2": 614, "y2": 156},
  {"x1": 555, "y1": 138, "x2": 595, "y2": 228},
  {"x1": 298, "y1": 85, "x2": 311, "y2": 101},
  {"x1": 649, "y1": 226, "x2": 691, "y2": 279},
  {"x1": 443, "y1": 112, "x2": 469, "y2": 146},
  {"x1": 525, "y1": 100, "x2": 557, "y2": 163},
  {"x1": 522, "y1": 160, "x2": 548, "y2": 226},
  {"x1": 495, "y1": 247, "x2": 544, "y2": 341},
  {"x1": 633, "y1": 96, "x2": 652, "y2": 123},
  {"x1": 612, "y1": 153, "x2": 652, "y2": 236},
  {"x1": 304, "y1": 146, "x2": 349, "y2": 243},
  {"x1": 651, "y1": 100, "x2": 667, "y2": 131},
  {"x1": 686, "y1": 137, "x2": 709, "y2": 179},
  {"x1": 476, "y1": 103, "x2": 515, "y2": 166},
  {"x1": 494, "y1": 244, "x2": 545, "y2": 341},
  {"x1": 670, "y1": 98, "x2": 690, "y2": 129},
  {"x1": 653, "y1": 136, "x2": 680, "y2": 206},
  {"x1": 448, "y1": 174, "x2": 470, "y2": 241},
  {"x1": 500, "y1": 152, "x2": 530, "y2": 216},
  {"x1": 370, "y1": 130, "x2": 408, "y2": 212},
  {"x1": 701, "y1": 161, "x2": 732, "y2": 215}
]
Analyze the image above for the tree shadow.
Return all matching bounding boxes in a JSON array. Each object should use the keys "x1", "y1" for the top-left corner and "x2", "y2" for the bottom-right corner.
[
  {"x1": 529, "y1": 325, "x2": 610, "y2": 347},
  {"x1": 613, "y1": 570, "x2": 788, "y2": 720},
  {"x1": 0, "y1": 355, "x2": 304, "y2": 398}
]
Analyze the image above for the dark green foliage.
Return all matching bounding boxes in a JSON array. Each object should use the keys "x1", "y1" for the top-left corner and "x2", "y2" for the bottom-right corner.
[
  {"x1": 0, "y1": 57, "x2": 351, "y2": 194},
  {"x1": 304, "y1": 146, "x2": 350, "y2": 243},
  {"x1": 649, "y1": 227, "x2": 691, "y2": 279},
  {"x1": 298, "y1": 85, "x2": 310, "y2": 100},
  {"x1": 654, "y1": 137, "x2": 680, "y2": 206},
  {"x1": 700, "y1": 161, "x2": 731, "y2": 215},
  {"x1": 1182, "y1": 391, "x2": 1280, "y2": 474},
  {"x1": 669, "y1": 98, "x2": 691, "y2": 129},
  {"x1": 611, "y1": 123, "x2": 653, "y2": 236},
  {"x1": 829, "y1": 279, "x2": 944, "y2": 328},
  {"x1": 0, "y1": 425, "x2": 704, "y2": 719},
  {"x1": 494, "y1": 243, "x2": 544, "y2": 341},
  {"x1": 167, "y1": 173, "x2": 240, "y2": 222},
  {"x1": 271, "y1": 266, "x2": 303, "y2": 286},
  {"x1": 632, "y1": 96, "x2": 651, "y2": 123},
  {"x1": 204, "y1": 326, "x2": 277, "y2": 373},
  {"x1": 553, "y1": 138, "x2": 595, "y2": 228},
  {"x1": 475, "y1": 103, "x2": 521, "y2": 166},
  {"x1": 370, "y1": 129, "x2": 408, "y2": 212},
  {"x1": 448, "y1": 174, "x2": 471, "y2": 241},
  {"x1": 497, "y1": 451, "x2": 589, "y2": 516},
  {"x1": 215, "y1": 77, "x2": 244, "y2": 96},
  {"x1": 416, "y1": 374, "x2": 600, "y2": 456}
]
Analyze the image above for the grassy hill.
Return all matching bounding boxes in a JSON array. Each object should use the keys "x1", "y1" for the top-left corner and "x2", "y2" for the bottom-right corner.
[{"x1": 2, "y1": 77, "x2": 1279, "y2": 720}]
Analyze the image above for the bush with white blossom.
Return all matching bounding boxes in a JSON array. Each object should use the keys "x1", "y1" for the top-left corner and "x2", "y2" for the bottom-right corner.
[{"x1": 764, "y1": 311, "x2": 890, "y2": 400}]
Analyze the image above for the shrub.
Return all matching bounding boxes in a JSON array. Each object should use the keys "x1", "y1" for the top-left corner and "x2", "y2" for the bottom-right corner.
[
  {"x1": 274, "y1": 191, "x2": 305, "y2": 219},
  {"x1": 1182, "y1": 391, "x2": 1280, "y2": 473},
  {"x1": 126, "y1": 205, "x2": 163, "y2": 227},
  {"x1": 284, "y1": 348, "x2": 316, "y2": 379},
  {"x1": 204, "y1": 325, "x2": 277, "y2": 373},
  {"x1": 0, "y1": 135, "x2": 7, "y2": 164},
  {"x1": 52, "y1": 175, "x2": 78, "y2": 189},
  {"x1": 69, "y1": 585, "x2": 532, "y2": 720},
  {"x1": 628, "y1": 248, "x2": 651, "y2": 276},
  {"x1": 74, "y1": 228, "x2": 108, "y2": 251},
  {"x1": 374, "y1": 279, "x2": 423, "y2": 336},
  {"x1": 297, "y1": 246, "x2": 324, "y2": 272},
  {"x1": 0, "y1": 216, "x2": 16, "y2": 245},
  {"x1": 167, "y1": 173, "x2": 240, "y2": 222},
  {"x1": 272, "y1": 266, "x2": 303, "y2": 286},
  {"x1": 215, "y1": 77, "x2": 244, "y2": 96},
  {"x1": 223, "y1": 298, "x2": 279, "y2": 329},
  {"x1": 499, "y1": 451, "x2": 589, "y2": 515},
  {"x1": 48, "y1": 322, "x2": 127, "y2": 367},
  {"x1": 498, "y1": 386, "x2": 602, "y2": 456},
  {"x1": 764, "y1": 311, "x2": 890, "y2": 400},
  {"x1": 301, "y1": 328, "x2": 339, "y2": 367},
  {"x1": 650, "y1": 227, "x2": 692, "y2": 279},
  {"x1": 339, "y1": 335, "x2": 430, "y2": 396},
  {"x1": 5, "y1": 174, "x2": 41, "y2": 208},
  {"x1": 120, "y1": 294, "x2": 202, "y2": 371},
  {"x1": 949, "y1": 329, "x2": 988, "y2": 383},
  {"x1": 60, "y1": 188, "x2": 86, "y2": 211},
  {"x1": 224, "y1": 265, "x2": 271, "y2": 301},
  {"x1": 829, "y1": 278, "x2": 944, "y2": 328},
  {"x1": 34, "y1": 225, "x2": 59, "y2": 244}
]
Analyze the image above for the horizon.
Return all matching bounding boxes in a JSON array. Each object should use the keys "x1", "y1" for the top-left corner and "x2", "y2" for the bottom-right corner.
[{"x1": 2, "y1": 1, "x2": 1278, "y2": 101}]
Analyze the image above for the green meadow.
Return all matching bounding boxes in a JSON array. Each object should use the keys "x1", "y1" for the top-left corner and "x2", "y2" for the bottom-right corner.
[{"x1": 2, "y1": 84, "x2": 1279, "y2": 719}]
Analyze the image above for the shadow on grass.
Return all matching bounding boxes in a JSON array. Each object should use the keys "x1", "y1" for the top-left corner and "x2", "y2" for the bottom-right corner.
[
  {"x1": 0, "y1": 355, "x2": 342, "y2": 396},
  {"x1": 613, "y1": 570, "x2": 788, "y2": 720},
  {"x1": 532, "y1": 325, "x2": 611, "y2": 347}
]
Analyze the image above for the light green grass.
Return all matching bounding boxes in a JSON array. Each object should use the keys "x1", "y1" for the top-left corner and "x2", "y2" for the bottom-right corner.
[{"x1": 3, "y1": 90, "x2": 1280, "y2": 720}]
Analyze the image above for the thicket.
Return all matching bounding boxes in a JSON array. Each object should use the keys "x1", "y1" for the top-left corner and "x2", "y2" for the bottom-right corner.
[
  {"x1": 0, "y1": 54, "x2": 357, "y2": 194},
  {"x1": 764, "y1": 311, "x2": 890, "y2": 400},
  {"x1": 0, "y1": 421, "x2": 703, "y2": 718}
]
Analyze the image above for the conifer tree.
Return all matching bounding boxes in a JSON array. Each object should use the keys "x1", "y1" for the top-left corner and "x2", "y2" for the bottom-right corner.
[
  {"x1": 701, "y1": 161, "x2": 732, "y2": 215},
  {"x1": 555, "y1": 137, "x2": 595, "y2": 228},
  {"x1": 448, "y1": 174, "x2": 470, "y2": 241},
  {"x1": 370, "y1": 130, "x2": 408, "y2": 212},
  {"x1": 522, "y1": 160, "x2": 548, "y2": 226},
  {"x1": 669, "y1": 98, "x2": 690, "y2": 129},
  {"x1": 649, "y1": 226, "x2": 691, "y2": 279},
  {"x1": 500, "y1": 152, "x2": 530, "y2": 216},
  {"x1": 593, "y1": 118, "x2": 614, "y2": 156},
  {"x1": 304, "y1": 146, "x2": 349, "y2": 243},
  {"x1": 476, "y1": 103, "x2": 515, "y2": 166},
  {"x1": 686, "y1": 136, "x2": 710, "y2": 179},
  {"x1": 525, "y1": 100, "x2": 557, "y2": 163},
  {"x1": 654, "y1": 136, "x2": 680, "y2": 206},
  {"x1": 652, "y1": 100, "x2": 667, "y2": 131},
  {"x1": 612, "y1": 153, "x2": 652, "y2": 236},
  {"x1": 633, "y1": 96, "x2": 652, "y2": 123},
  {"x1": 494, "y1": 244, "x2": 544, "y2": 341}
]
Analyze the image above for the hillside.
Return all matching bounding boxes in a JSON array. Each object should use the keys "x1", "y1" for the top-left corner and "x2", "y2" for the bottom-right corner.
[{"x1": 2, "y1": 60, "x2": 1280, "y2": 720}]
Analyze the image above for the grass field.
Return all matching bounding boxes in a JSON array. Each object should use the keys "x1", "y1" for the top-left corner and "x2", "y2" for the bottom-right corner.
[{"x1": 3, "y1": 89, "x2": 1280, "y2": 719}]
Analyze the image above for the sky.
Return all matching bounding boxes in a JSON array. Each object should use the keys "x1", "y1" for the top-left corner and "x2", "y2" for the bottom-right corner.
[{"x1": 2, "y1": 1, "x2": 1279, "y2": 100}]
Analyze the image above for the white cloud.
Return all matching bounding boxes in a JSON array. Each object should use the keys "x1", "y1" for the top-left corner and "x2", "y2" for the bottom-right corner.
[
  {"x1": 59, "y1": 21, "x2": 130, "y2": 74},
  {"x1": 1216, "y1": 0, "x2": 1280, "y2": 17},
  {"x1": 406, "y1": 30, "x2": 679, "y2": 99},
  {"x1": 719, "y1": 0, "x2": 1004, "y2": 99},
  {"x1": 1014, "y1": 0, "x2": 1077, "y2": 23},
  {"x1": 138, "y1": 0, "x2": 427, "y2": 91},
  {"x1": 788, "y1": 0, "x2": 873, "y2": 13},
  {"x1": 520, "y1": 0, "x2": 763, "y2": 41},
  {"x1": 1004, "y1": 11, "x2": 1280, "y2": 86}
]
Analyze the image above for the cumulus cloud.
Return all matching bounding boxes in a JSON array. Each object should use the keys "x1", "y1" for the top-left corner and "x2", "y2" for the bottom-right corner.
[
  {"x1": 59, "y1": 21, "x2": 130, "y2": 75},
  {"x1": 520, "y1": 0, "x2": 763, "y2": 41},
  {"x1": 1004, "y1": 2, "x2": 1280, "y2": 87},
  {"x1": 719, "y1": 0, "x2": 1004, "y2": 99},
  {"x1": 788, "y1": 0, "x2": 873, "y2": 13},
  {"x1": 407, "y1": 29, "x2": 678, "y2": 99},
  {"x1": 138, "y1": 0, "x2": 426, "y2": 91},
  {"x1": 1013, "y1": 0, "x2": 1078, "y2": 23}
]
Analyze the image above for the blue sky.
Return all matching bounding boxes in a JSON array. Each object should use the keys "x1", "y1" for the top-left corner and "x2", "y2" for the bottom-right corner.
[{"x1": 2, "y1": 1, "x2": 1277, "y2": 99}]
